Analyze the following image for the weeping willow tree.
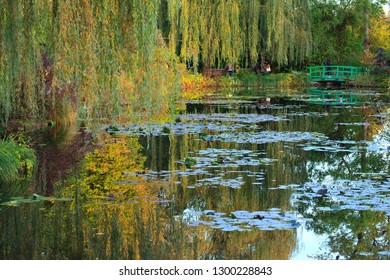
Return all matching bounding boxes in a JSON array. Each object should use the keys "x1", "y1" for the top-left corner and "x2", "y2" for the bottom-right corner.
[
  {"x1": 266, "y1": 0, "x2": 312, "y2": 66},
  {"x1": 165, "y1": 0, "x2": 312, "y2": 68},
  {"x1": 0, "y1": 0, "x2": 45, "y2": 126},
  {"x1": 0, "y1": 0, "x2": 180, "y2": 126},
  {"x1": 49, "y1": 0, "x2": 179, "y2": 123},
  {"x1": 1, "y1": 0, "x2": 312, "y2": 126}
]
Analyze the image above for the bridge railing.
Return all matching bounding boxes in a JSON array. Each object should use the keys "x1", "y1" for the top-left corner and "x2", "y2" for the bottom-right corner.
[{"x1": 308, "y1": 66, "x2": 366, "y2": 82}]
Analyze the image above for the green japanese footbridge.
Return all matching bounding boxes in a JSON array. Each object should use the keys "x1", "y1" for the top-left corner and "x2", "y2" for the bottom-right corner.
[{"x1": 308, "y1": 65, "x2": 366, "y2": 83}]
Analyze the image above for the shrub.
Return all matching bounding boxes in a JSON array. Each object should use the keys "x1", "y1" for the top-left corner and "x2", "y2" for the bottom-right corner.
[
  {"x1": 353, "y1": 71, "x2": 387, "y2": 88},
  {"x1": 236, "y1": 69, "x2": 261, "y2": 87},
  {"x1": 0, "y1": 137, "x2": 36, "y2": 184}
]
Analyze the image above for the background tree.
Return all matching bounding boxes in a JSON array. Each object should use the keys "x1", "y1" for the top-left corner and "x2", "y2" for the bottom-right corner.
[
  {"x1": 309, "y1": 0, "x2": 387, "y2": 65},
  {"x1": 370, "y1": 13, "x2": 390, "y2": 52},
  {"x1": 165, "y1": 0, "x2": 312, "y2": 69}
]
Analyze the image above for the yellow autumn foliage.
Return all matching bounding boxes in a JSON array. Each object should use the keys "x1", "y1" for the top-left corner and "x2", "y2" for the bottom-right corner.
[
  {"x1": 370, "y1": 16, "x2": 390, "y2": 52},
  {"x1": 61, "y1": 135, "x2": 173, "y2": 259}
]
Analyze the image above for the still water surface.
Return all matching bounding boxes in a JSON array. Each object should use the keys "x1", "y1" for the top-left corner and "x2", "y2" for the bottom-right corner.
[{"x1": 1, "y1": 88, "x2": 390, "y2": 260}]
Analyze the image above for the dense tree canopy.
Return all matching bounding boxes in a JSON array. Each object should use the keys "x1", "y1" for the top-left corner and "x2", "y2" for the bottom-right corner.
[
  {"x1": 309, "y1": 0, "x2": 388, "y2": 64},
  {"x1": 163, "y1": 0, "x2": 312, "y2": 68},
  {"x1": 0, "y1": 1, "x2": 389, "y2": 126},
  {"x1": 0, "y1": 0, "x2": 179, "y2": 126}
]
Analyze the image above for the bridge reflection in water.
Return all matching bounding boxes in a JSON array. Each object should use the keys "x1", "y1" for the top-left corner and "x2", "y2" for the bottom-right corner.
[{"x1": 307, "y1": 88, "x2": 360, "y2": 105}]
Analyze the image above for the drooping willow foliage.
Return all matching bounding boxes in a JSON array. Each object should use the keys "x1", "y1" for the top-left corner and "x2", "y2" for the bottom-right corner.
[
  {"x1": 0, "y1": 0, "x2": 180, "y2": 126},
  {"x1": 0, "y1": 0, "x2": 44, "y2": 126},
  {"x1": 0, "y1": 0, "x2": 312, "y2": 126},
  {"x1": 49, "y1": 0, "x2": 180, "y2": 124},
  {"x1": 165, "y1": 0, "x2": 312, "y2": 68}
]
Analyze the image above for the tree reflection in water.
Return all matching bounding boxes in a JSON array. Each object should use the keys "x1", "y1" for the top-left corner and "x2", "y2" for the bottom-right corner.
[
  {"x1": 1, "y1": 91, "x2": 390, "y2": 260},
  {"x1": 0, "y1": 135, "x2": 297, "y2": 259}
]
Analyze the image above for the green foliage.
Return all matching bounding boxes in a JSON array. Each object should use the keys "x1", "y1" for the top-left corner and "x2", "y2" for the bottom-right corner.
[
  {"x1": 235, "y1": 70, "x2": 263, "y2": 87},
  {"x1": 353, "y1": 72, "x2": 377, "y2": 87},
  {"x1": 0, "y1": 137, "x2": 36, "y2": 184},
  {"x1": 167, "y1": 0, "x2": 312, "y2": 68},
  {"x1": 309, "y1": 0, "x2": 387, "y2": 65},
  {"x1": 0, "y1": 0, "x2": 45, "y2": 126},
  {"x1": 272, "y1": 72, "x2": 309, "y2": 90},
  {"x1": 184, "y1": 157, "x2": 197, "y2": 168},
  {"x1": 353, "y1": 70, "x2": 388, "y2": 87},
  {"x1": 217, "y1": 75, "x2": 241, "y2": 88},
  {"x1": 68, "y1": 136, "x2": 146, "y2": 196},
  {"x1": 370, "y1": 16, "x2": 390, "y2": 52},
  {"x1": 235, "y1": 71, "x2": 308, "y2": 90},
  {"x1": 0, "y1": 0, "x2": 181, "y2": 127},
  {"x1": 385, "y1": 77, "x2": 390, "y2": 90},
  {"x1": 1, "y1": 0, "x2": 389, "y2": 128}
]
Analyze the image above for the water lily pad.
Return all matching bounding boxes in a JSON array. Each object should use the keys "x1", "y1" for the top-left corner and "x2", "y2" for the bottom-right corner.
[
  {"x1": 330, "y1": 204, "x2": 341, "y2": 210},
  {"x1": 212, "y1": 131, "x2": 328, "y2": 145},
  {"x1": 289, "y1": 178, "x2": 390, "y2": 213},
  {"x1": 179, "y1": 113, "x2": 287, "y2": 124},
  {"x1": 184, "y1": 208, "x2": 308, "y2": 232},
  {"x1": 184, "y1": 157, "x2": 197, "y2": 168},
  {"x1": 377, "y1": 251, "x2": 390, "y2": 256}
]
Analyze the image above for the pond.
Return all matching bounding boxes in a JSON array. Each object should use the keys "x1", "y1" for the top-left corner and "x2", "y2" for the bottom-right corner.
[{"x1": 1, "y1": 88, "x2": 390, "y2": 260}]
